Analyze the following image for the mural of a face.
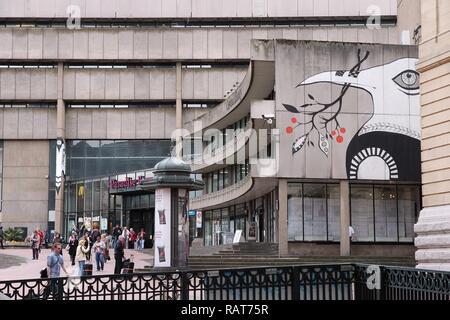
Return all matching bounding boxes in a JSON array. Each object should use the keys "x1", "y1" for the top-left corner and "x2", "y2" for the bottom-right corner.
[{"x1": 282, "y1": 47, "x2": 421, "y2": 182}]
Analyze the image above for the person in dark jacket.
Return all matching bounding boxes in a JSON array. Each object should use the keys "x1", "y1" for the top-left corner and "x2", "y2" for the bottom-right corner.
[
  {"x1": 68, "y1": 232, "x2": 78, "y2": 266},
  {"x1": 114, "y1": 235, "x2": 125, "y2": 274}
]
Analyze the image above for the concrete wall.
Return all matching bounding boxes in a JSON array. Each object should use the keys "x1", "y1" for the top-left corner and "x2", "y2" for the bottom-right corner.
[
  {"x1": 0, "y1": 108, "x2": 208, "y2": 140},
  {"x1": 288, "y1": 242, "x2": 415, "y2": 257},
  {"x1": 63, "y1": 67, "x2": 247, "y2": 101},
  {"x1": 66, "y1": 107, "x2": 207, "y2": 139},
  {"x1": 0, "y1": 0, "x2": 397, "y2": 18},
  {"x1": 0, "y1": 108, "x2": 57, "y2": 140},
  {"x1": 1, "y1": 140, "x2": 49, "y2": 234},
  {"x1": 0, "y1": 27, "x2": 406, "y2": 61},
  {"x1": 0, "y1": 67, "x2": 246, "y2": 101}
]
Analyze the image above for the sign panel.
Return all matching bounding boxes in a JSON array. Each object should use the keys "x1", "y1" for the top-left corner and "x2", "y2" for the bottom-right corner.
[
  {"x1": 248, "y1": 222, "x2": 257, "y2": 241},
  {"x1": 233, "y1": 229, "x2": 243, "y2": 243},
  {"x1": 196, "y1": 211, "x2": 202, "y2": 228},
  {"x1": 101, "y1": 218, "x2": 108, "y2": 231},
  {"x1": 154, "y1": 188, "x2": 171, "y2": 267}
]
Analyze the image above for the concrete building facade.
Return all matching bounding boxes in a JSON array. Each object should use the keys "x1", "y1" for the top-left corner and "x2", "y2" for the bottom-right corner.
[
  {"x1": 414, "y1": 0, "x2": 450, "y2": 270},
  {"x1": 0, "y1": 0, "x2": 425, "y2": 259}
]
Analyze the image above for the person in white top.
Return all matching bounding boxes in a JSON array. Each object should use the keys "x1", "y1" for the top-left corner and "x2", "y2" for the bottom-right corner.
[
  {"x1": 75, "y1": 239, "x2": 90, "y2": 276},
  {"x1": 348, "y1": 226, "x2": 355, "y2": 241},
  {"x1": 122, "y1": 227, "x2": 130, "y2": 250}
]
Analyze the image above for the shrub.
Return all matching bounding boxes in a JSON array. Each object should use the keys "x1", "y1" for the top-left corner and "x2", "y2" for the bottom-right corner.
[{"x1": 4, "y1": 228, "x2": 24, "y2": 242}]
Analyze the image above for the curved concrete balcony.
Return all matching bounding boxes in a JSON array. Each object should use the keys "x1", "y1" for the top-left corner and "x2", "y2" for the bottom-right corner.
[
  {"x1": 190, "y1": 120, "x2": 253, "y2": 173},
  {"x1": 190, "y1": 174, "x2": 253, "y2": 211},
  {"x1": 183, "y1": 59, "x2": 275, "y2": 134},
  {"x1": 189, "y1": 173, "x2": 278, "y2": 211}
]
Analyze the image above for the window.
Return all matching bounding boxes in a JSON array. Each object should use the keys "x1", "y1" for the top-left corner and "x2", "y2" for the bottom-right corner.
[
  {"x1": 350, "y1": 184, "x2": 420, "y2": 243},
  {"x1": 398, "y1": 186, "x2": 420, "y2": 242},
  {"x1": 287, "y1": 183, "x2": 340, "y2": 242},
  {"x1": 351, "y1": 185, "x2": 375, "y2": 242},
  {"x1": 303, "y1": 184, "x2": 327, "y2": 241},
  {"x1": 374, "y1": 185, "x2": 397, "y2": 242},
  {"x1": 288, "y1": 183, "x2": 303, "y2": 241}
]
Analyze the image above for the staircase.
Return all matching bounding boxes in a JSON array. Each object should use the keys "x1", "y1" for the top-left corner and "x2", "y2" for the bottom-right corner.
[{"x1": 187, "y1": 242, "x2": 416, "y2": 269}]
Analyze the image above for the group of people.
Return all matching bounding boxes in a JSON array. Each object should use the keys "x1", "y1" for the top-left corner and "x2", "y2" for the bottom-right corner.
[
  {"x1": 28, "y1": 229, "x2": 59, "y2": 260},
  {"x1": 112, "y1": 225, "x2": 147, "y2": 251},
  {"x1": 67, "y1": 226, "x2": 112, "y2": 275}
]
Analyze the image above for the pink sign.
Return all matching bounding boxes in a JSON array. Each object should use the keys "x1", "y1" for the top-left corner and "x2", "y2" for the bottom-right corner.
[{"x1": 109, "y1": 176, "x2": 144, "y2": 189}]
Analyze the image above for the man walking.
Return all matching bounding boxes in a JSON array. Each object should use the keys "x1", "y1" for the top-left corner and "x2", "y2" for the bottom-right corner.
[
  {"x1": 43, "y1": 243, "x2": 68, "y2": 299},
  {"x1": 114, "y1": 235, "x2": 125, "y2": 274}
]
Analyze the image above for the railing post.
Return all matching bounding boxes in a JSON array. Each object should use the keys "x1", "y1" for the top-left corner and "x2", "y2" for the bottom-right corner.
[
  {"x1": 378, "y1": 266, "x2": 386, "y2": 300},
  {"x1": 180, "y1": 272, "x2": 190, "y2": 300},
  {"x1": 291, "y1": 267, "x2": 300, "y2": 300}
]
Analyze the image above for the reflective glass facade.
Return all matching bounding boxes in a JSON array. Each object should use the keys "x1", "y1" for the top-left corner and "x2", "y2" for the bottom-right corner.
[{"x1": 66, "y1": 140, "x2": 171, "y2": 180}]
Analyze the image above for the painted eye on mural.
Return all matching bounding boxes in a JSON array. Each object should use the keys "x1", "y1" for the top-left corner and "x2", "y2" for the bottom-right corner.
[{"x1": 392, "y1": 70, "x2": 420, "y2": 91}]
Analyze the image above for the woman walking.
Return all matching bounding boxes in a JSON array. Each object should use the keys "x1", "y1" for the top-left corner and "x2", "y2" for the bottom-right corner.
[
  {"x1": 93, "y1": 236, "x2": 106, "y2": 271},
  {"x1": 75, "y1": 239, "x2": 90, "y2": 276},
  {"x1": 31, "y1": 230, "x2": 40, "y2": 260}
]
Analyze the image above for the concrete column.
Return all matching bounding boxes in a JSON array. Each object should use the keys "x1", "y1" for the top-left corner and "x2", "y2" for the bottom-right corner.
[
  {"x1": 55, "y1": 62, "x2": 65, "y2": 234},
  {"x1": 340, "y1": 180, "x2": 351, "y2": 256},
  {"x1": 278, "y1": 179, "x2": 288, "y2": 256},
  {"x1": 175, "y1": 62, "x2": 183, "y2": 159}
]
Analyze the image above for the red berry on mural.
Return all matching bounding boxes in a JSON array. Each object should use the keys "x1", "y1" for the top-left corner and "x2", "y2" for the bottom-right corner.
[
  {"x1": 336, "y1": 136, "x2": 344, "y2": 143},
  {"x1": 331, "y1": 130, "x2": 336, "y2": 136},
  {"x1": 340, "y1": 127, "x2": 346, "y2": 134},
  {"x1": 291, "y1": 117, "x2": 297, "y2": 123},
  {"x1": 286, "y1": 126, "x2": 293, "y2": 134}
]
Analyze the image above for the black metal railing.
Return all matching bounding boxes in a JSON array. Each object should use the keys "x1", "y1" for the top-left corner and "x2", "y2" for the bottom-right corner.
[{"x1": 1, "y1": 264, "x2": 449, "y2": 300}]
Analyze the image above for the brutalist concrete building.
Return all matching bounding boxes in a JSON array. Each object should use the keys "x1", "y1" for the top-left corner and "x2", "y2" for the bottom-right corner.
[{"x1": 0, "y1": 0, "x2": 423, "y2": 259}]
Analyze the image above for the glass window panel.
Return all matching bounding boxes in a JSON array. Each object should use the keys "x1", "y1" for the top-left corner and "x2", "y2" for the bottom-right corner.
[
  {"x1": 92, "y1": 180, "x2": 100, "y2": 211},
  {"x1": 77, "y1": 183, "x2": 85, "y2": 213},
  {"x1": 100, "y1": 179, "x2": 109, "y2": 211},
  {"x1": 398, "y1": 186, "x2": 420, "y2": 242},
  {"x1": 84, "y1": 181, "x2": 92, "y2": 212},
  {"x1": 374, "y1": 185, "x2": 398, "y2": 242},
  {"x1": 327, "y1": 184, "x2": 340, "y2": 242},
  {"x1": 212, "y1": 172, "x2": 218, "y2": 192},
  {"x1": 224, "y1": 168, "x2": 230, "y2": 188},
  {"x1": 204, "y1": 211, "x2": 212, "y2": 246},
  {"x1": 221, "y1": 208, "x2": 229, "y2": 233},
  {"x1": 351, "y1": 185, "x2": 374, "y2": 242},
  {"x1": 288, "y1": 183, "x2": 303, "y2": 241},
  {"x1": 218, "y1": 169, "x2": 224, "y2": 190}
]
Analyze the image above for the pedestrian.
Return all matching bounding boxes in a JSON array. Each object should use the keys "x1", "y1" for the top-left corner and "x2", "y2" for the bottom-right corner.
[
  {"x1": 122, "y1": 227, "x2": 130, "y2": 250},
  {"x1": 0, "y1": 226, "x2": 4, "y2": 249},
  {"x1": 31, "y1": 230, "x2": 40, "y2": 260},
  {"x1": 102, "y1": 233, "x2": 111, "y2": 263},
  {"x1": 83, "y1": 232, "x2": 91, "y2": 261},
  {"x1": 93, "y1": 236, "x2": 106, "y2": 272},
  {"x1": 37, "y1": 229, "x2": 44, "y2": 253},
  {"x1": 75, "y1": 239, "x2": 90, "y2": 276},
  {"x1": 129, "y1": 228, "x2": 137, "y2": 249},
  {"x1": 43, "y1": 243, "x2": 68, "y2": 299},
  {"x1": 112, "y1": 225, "x2": 122, "y2": 248},
  {"x1": 114, "y1": 235, "x2": 125, "y2": 274},
  {"x1": 68, "y1": 232, "x2": 78, "y2": 266},
  {"x1": 138, "y1": 228, "x2": 146, "y2": 250},
  {"x1": 53, "y1": 232, "x2": 63, "y2": 256}
]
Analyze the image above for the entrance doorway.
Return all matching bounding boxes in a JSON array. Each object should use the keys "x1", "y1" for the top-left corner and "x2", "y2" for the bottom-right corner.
[{"x1": 125, "y1": 208, "x2": 154, "y2": 248}]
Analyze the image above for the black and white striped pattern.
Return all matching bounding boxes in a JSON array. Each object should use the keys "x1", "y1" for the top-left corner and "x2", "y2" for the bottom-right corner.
[{"x1": 349, "y1": 147, "x2": 398, "y2": 180}]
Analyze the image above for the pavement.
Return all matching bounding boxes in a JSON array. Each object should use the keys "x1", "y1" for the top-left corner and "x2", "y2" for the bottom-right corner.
[{"x1": 0, "y1": 247, "x2": 154, "y2": 282}]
